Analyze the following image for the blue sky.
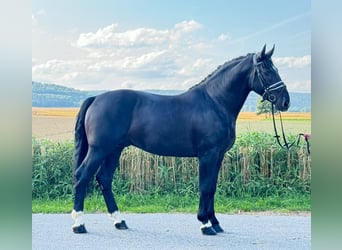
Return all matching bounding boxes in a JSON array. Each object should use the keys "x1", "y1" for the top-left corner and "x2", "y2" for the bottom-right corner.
[{"x1": 32, "y1": 0, "x2": 311, "y2": 92}]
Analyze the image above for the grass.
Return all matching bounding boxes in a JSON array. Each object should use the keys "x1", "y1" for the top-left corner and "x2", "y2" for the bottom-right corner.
[{"x1": 32, "y1": 194, "x2": 310, "y2": 214}]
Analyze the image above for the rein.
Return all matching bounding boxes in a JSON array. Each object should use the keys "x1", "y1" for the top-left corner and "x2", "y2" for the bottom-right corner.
[{"x1": 271, "y1": 104, "x2": 311, "y2": 155}]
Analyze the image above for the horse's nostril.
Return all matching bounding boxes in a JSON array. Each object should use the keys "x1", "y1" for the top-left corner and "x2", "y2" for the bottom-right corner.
[{"x1": 283, "y1": 100, "x2": 289, "y2": 109}]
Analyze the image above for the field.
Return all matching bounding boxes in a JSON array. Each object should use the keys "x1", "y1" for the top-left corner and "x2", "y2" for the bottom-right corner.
[
  {"x1": 32, "y1": 108, "x2": 78, "y2": 141},
  {"x1": 32, "y1": 108, "x2": 311, "y2": 141}
]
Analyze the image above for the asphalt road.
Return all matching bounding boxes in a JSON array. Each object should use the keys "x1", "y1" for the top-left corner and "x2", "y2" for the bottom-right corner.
[{"x1": 32, "y1": 213, "x2": 310, "y2": 250}]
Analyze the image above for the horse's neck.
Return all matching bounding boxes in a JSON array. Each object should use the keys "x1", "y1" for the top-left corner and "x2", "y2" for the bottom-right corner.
[{"x1": 204, "y1": 57, "x2": 252, "y2": 118}]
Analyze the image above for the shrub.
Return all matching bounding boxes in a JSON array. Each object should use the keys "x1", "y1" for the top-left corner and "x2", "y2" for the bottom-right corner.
[{"x1": 32, "y1": 132, "x2": 311, "y2": 199}]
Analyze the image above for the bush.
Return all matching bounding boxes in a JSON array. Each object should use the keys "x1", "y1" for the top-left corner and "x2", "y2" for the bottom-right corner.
[
  {"x1": 32, "y1": 132, "x2": 311, "y2": 199},
  {"x1": 32, "y1": 139, "x2": 74, "y2": 199}
]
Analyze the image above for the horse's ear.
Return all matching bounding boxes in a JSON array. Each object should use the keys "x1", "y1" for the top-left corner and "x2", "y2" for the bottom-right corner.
[
  {"x1": 257, "y1": 44, "x2": 267, "y2": 61},
  {"x1": 265, "y1": 44, "x2": 275, "y2": 59}
]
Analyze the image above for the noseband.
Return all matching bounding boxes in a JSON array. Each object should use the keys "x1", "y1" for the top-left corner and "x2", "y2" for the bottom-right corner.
[{"x1": 252, "y1": 54, "x2": 286, "y2": 103}]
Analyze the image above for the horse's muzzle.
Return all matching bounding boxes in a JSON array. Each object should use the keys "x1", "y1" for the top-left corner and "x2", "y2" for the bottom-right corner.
[{"x1": 275, "y1": 97, "x2": 290, "y2": 112}]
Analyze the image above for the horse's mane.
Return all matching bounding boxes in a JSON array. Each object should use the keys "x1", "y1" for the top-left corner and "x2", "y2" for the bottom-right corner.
[{"x1": 189, "y1": 53, "x2": 252, "y2": 90}]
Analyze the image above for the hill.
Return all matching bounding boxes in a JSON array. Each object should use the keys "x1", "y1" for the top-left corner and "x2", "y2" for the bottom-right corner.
[
  {"x1": 32, "y1": 82, "x2": 310, "y2": 112},
  {"x1": 241, "y1": 92, "x2": 311, "y2": 112},
  {"x1": 32, "y1": 82, "x2": 103, "y2": 107}
]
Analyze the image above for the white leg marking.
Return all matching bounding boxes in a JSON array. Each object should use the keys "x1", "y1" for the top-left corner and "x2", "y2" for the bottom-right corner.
[
  {"x1": 200, "y1": 222, "x2": 212, "y2": 230},
  {"x1": 108, "y1": 211, "x2": 124, "y2": 225},
  {"x1": 71, "y1": 209, "x2": 85, "y2": 228}
]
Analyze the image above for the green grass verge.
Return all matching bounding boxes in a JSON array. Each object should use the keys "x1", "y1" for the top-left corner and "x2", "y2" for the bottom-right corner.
[{"x1": 32, "y1": 194, "x2": 310, "y2": 214}]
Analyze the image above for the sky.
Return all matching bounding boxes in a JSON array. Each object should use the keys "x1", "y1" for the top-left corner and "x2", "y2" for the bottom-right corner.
[{"x1": 32, "y1": 0, "x2": 311, "y2": 92}]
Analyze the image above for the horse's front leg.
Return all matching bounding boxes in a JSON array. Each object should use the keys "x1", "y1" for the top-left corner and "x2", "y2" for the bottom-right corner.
[
  {"x1": 197, "y1": 150, "x2": 224, "y2": 235},
  {"x1": 208, "y1": 194, "x2": 224, "y2": 233}
]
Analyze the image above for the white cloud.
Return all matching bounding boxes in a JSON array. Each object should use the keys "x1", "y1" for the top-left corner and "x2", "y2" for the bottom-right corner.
[
  {"x1": 287, "y1": 80, "x2": 311, "y2": 93},
  {"x1": 32, "y1": 59, "x2": 95, "y2": 88},
  {"x1": 273, "y1": 55, "x2": 311, "y2": 69},
  {"x1": 76, "y1": 24, "x2": 171, "y2": 49},
  {"x1": 32, "y1": 20, "x2": 311, "y2": 92},
  {"x1": 217, "y1": 33, "x2": 231, "y2": 42},
  {"x1": 32, "y1": 9, "x2": 46, "y2": 27},
  {"x1": 173, "y1": 20, "x2": 202, "y2": 33},
  {"x1": 76, "y1": 24, "x2": 118, "y2": 48},
  {"x1": 48, "y1": 20, "x2": 209, "y2": 89},
  {"x1": 178, "y1": 58, "x2": 213, "y2": 77},
  {"x1": 32, "y1": 14, "x2": 37, "y2": 26},
  {"x1": 76, "y1": 20, "x2": 203, "y2": 51},
  {"x1": 272, "y1": 56, "x2": 311, "y2": 93},
  {"x1": 77, "y1": 20, "x2": 202, "y2": 50}
]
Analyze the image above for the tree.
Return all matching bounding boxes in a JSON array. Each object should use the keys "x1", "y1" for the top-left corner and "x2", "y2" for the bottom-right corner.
[{"x1": 256, "y1": 97, "x2": 272, "y2": 118}]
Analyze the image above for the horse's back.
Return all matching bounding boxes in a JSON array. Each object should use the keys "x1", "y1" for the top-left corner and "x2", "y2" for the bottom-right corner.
[{"x1": 84, "y1": 89, "x2": 200, "y2": 155}]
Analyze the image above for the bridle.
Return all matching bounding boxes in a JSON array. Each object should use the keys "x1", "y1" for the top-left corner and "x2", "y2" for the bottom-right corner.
[
  {"x1": 251, "y1": 54, "x2": 311, "y2": 155},
  {"x1": 252, "y1": 53, "x2": 286, "y2": 103}
]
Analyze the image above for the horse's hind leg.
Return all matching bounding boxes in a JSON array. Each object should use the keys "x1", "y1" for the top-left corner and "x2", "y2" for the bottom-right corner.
[
  {"x1": 96, "y1": 149, "x2": 128, "y2": 230},
  {"x1": 72, "y1": 147, "x2": 105, "y2": 233}
]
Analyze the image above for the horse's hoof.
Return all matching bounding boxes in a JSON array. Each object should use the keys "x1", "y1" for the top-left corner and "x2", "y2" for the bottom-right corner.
[
  {"x1": 114, "y1": 220, "x2": 128, "y2": 230},
  {"x1": 201, "y1": 226, "x2": 217, "y2": 235},
  {"x1": 212, "y1": 224, "x2": 224, "y2": 233},
  {"x1": 72, "y1": 224, "x2": 87, "y2": 233}
]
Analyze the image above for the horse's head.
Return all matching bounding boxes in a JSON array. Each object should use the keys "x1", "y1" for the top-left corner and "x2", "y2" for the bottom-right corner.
[{"x1": 251, "y1": 45, "x2": 290, "y2": 111}]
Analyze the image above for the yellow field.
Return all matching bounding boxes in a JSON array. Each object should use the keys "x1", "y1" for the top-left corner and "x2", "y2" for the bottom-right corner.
[
  {"x1": 32, "y1": 108, "x2": 311, "y2": 141},
  {"x1": 237, "y1": 112, "x2": 311, "y2": 120},
  {"x1": 32, "y1": 108, "x2": 311, "y2": 120},
  {"x1": 32, "y1": 107, "x2": 79, "y2": 117}
]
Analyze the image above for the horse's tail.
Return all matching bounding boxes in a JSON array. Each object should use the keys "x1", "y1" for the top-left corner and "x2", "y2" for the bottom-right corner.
[{"x1": 72, "y1": 96, "x2": 96, "y2": 181}]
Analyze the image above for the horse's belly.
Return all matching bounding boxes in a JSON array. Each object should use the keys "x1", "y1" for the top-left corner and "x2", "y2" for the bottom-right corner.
[
  {"x1": 128, "y1": 126, "x2": 196, "y2": 157},
  {"x1": 140, "y1": 141, "x2": 197, "y2": 157}
]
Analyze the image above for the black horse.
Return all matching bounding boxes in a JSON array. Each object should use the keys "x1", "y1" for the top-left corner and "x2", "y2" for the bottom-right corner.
[{"x1": 71, "y1": 45, "x2": 290, "y2": 235}]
